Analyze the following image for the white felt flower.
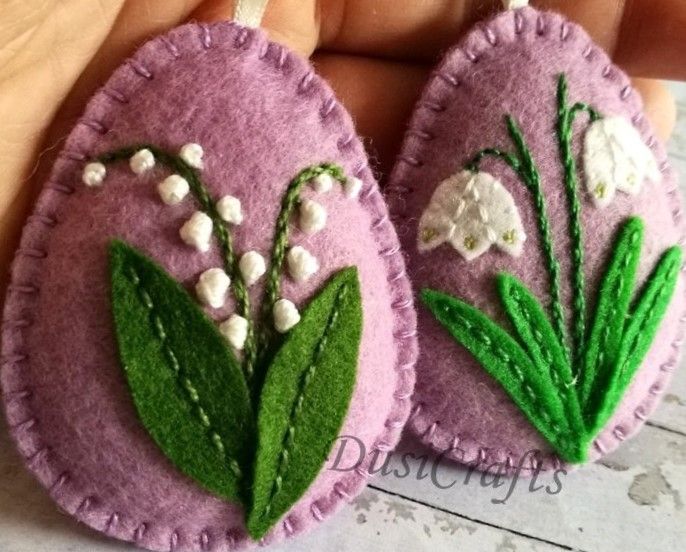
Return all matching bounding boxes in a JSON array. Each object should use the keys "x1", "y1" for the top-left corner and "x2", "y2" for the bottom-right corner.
[
  {"x1": 239, "y1": 251, "x2": 266, "y2": 286},
  {"x1": 130, "y1": 149, "x2": 155, "y2": 175},
  {"x1": 344, "y1": 176, "x2": 363, "y2": 199},
  {"x1": 216, "y1": 195, "x2": 243, "y2": 224},
  {"x1": 287, "y1": 246, "x2": 319, "y2": 282},
  {"x1": 583, "y1": 116, "x2": 661, "y2": 208},
  {"x1": 158, "y1": 175, "x2": 190, "y2": 205},
  {"x1": 180, "y1": 211, "x2": 213, "y2": 252},
  {"x1": 179, "y1": 143, "x2": 204, "y2": 169},
  {"x1": 82, "y1": 162, "x2": 106, "y2": 187},
  {"x1": 273, "y1": 298, "x2": 300, "y2": 333},
  {"x1": 299, "y1": 199, "x2": 327, "y2": 234},
  {"x1": 417, "y1": 170, "x2": 526, "y2": 261},
  {"x1": 311, "y1": 174, "x2": 334, "y2": 193},
  {"x1": 196, "y1": 268, "x2": 231, "y2": 309},
  {"x1": 219, "y1": 314, "x2": 249, "y2": 350}
]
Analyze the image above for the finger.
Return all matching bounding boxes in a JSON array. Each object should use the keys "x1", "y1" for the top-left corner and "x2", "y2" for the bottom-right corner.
[
  {"x1": 312, "y1": 52, "x2": 429, "y2": 177},
  {"x1": 317, "y1": 0, "x2": 686, "y2": 80},
  {"x1": 630, "y1": 78, "x2": 676, "y2": 142}
]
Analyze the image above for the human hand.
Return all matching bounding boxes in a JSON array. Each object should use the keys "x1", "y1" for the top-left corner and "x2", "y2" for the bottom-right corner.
[{"x1": 1, "y1": 0, "x2": 684, "y2": 296}]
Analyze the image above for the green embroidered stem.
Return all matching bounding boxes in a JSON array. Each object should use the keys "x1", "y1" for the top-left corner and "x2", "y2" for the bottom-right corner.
[
  {"x1": 505, "y1": 116, "x2": 568, "y2": 355},
  {"x1": 254, "y1": 163, "x2": 346, "y2": 387},
  {"x1": 125, "y1": 264, "x2": 243, "y2": 479},
  {"x1": 556, "y1": 75, "x2": 602, "y2": 372},
  {"x1": 96, "y1": 146, "x2": 257, "y2": 384},
  {"x1": 468, "y1": 118, "x2": 568, "y2": 354}
]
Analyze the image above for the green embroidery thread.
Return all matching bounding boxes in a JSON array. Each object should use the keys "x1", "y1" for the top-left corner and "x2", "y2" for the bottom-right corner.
[
  {"x1": 94, "y1": 150, "x2": 363, "y2": 539},
  {"x1": 425, "y1": 74, "x2": 683, "y2": 463}
]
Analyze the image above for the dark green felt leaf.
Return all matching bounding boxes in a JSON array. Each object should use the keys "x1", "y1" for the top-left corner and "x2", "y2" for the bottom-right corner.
[
  {"x1": 579, "y1": 217, "x2": 643, "y2": 416},
  {"x1": 109, "y1": 240, "x2": 253, "y2": 504},
  {"x1": 589, "y1": 245, "x2": 683, "y2": 435},
  {"x1": 421, "y1": 288, "x2": 587, "y2": 462},
  {"x1": 247, "y1": 267, "x2": 362, "y2": 540},
  {"x1": 496, "y1": 273, "x2": 584, "y2": 440}
]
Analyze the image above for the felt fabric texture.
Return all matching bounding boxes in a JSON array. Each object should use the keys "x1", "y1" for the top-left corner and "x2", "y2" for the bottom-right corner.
[
  {"x1": 387, "y1": 6, "x2": 686, "y2": 473},
  {"x1": 110, "y1": 240, "x2": 254, "y2": 504},
  {"x1": 248, "y1": 267, "x2": 361, "y2": 539},
  {"x1": 0, "y1": 21, "x2": 418, "y2": 552}
]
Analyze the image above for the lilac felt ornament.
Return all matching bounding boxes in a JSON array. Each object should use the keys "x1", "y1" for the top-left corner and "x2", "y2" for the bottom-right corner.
[
  {"x1": 0, "y1": 14, "x2": 417, "y2": 552},
  {"x1": 388, "y1": 4, "x2": 685, "y2": 472}
]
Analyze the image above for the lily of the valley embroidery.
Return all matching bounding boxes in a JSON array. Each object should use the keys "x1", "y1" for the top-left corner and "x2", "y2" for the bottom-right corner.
[
  {"x1": 84, "y1": 145, "x2": 364, "y2": 539},
  {"x1": 421, "y1": 74, "x2": 682, "y2": 463}
]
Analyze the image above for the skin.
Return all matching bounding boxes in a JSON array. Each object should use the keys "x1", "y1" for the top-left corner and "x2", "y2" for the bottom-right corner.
[{"x1": 0, "y1": 0, "x2": 684, "y2": 298}]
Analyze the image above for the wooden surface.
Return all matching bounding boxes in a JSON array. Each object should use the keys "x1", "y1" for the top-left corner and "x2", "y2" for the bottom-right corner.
[{"x1": 2, "y1": 84, "x2": 686, "y2": 552}]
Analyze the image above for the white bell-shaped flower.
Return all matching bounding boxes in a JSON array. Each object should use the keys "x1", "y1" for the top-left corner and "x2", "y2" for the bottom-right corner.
[
  {"x1": 158, "y1": 175, "x2": 190, "y2": 205},
  {"x1": 287, "y1": 246, "x2": 319, "y2": 282},
  {"x1": 129, "y1": 149, "x2": 155, "y2": 175},
  {"x1": 311, "y1": 174, "x2": 334, "y2": 193},
  {"x1": 179, "y1": 143, "x2": 204, "y2": 169},
  {"x1": 180, "y1": 211, "x2": 213, "y2": 252},
  {"x1": 583, "y1": 116, "x2": 661, "y2": 208},
  {"x1": 216, "y1": 195, "x2": 243, "y2": 224},
  {"x1": 239, "y1": 251, "x2": 266, "y2": 286},
  {"x1": 299, "y1": 199, "x2": 327, "y2": 234},
  {"x1": 273, "y1": 298, "x2": 300, "y2": 333},
  {"x1": 417, "y1": 170, "x2": 526, "y2": 261},
  {"x1": 196, "y1": 268, "x2": 231, "y2": 309},
  {"x1": 82, "y1": 162, "x2": 107, "y2": 187},
  {"x1": 219, "y1": 314, "x2": 249, "y2": 350}
]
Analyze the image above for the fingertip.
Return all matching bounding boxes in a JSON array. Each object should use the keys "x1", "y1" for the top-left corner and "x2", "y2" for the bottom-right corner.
[{"x1": 631, "y1": 78, "x2": 677, "y2": 142}]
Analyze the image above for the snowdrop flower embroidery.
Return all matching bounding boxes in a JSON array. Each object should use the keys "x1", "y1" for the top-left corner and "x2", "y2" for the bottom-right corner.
[
  {"x1": 417, "y1": 170, "x2": 526, "y2": 261},
  {"x1": 196, "y1": 268, "x2": 231, "y2": 309},
  {"x1": 583, "y1": 116, "x2": 661, "y2": 208},
  {"x1": 129, "y1": 149, "x2": 156, "y2": 175},
  {"x1": 180, "y1": 211, "x2": 213, "y2": 252},
  {"x1": 219, "y1": 314, "x2": 249, "y2": 350},
  {"x1": 299, "y1": 199, "x2": 327, "y2": 234},
  {"x1": 273, "y1": 298, "x2": 300, "y2": 333},
  {"x1": 287, "y1": 246, "x2": 319, "y2": 282},
  {"x1": 179, "y1": 143, "x2": 204, "y2": 169},
  {"x1": 239, "y1": 251, "x2": 266, "y2": 286},
  {"x1": 216, "y1": 195, "x2": 243, "y2": 224},
  {"x1": 158, "y1": 175, "x2": 190, "y2": 205},
  {"x1": 82, "y1": 162, "x2": 107, "y2": 187}
]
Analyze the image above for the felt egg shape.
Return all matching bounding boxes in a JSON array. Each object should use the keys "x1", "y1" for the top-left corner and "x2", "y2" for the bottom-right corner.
[
  {"x1": 1, "y1": 22, "x2": 417, "y2": 551},
  {"x1": 387, "y1": 6, "x2": 685, "y2": 472}
]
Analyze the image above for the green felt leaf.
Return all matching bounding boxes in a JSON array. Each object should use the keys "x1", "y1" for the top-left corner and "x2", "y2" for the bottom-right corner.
[
  {"x1": 588, "y1": 245, "x2": 683, "y2": 435},
  {"x1": 579, "y1": 217, "x2": 643, "y2": 417},
  {"x1": 422, "y1": 289, "x2": 585, "y2": 462},
  {"x1": 109, "y1": 240, "x2": 253, "y2": 504},
  {"x1": 496, "y1": 274, "x2": 585, "y2": 441},
  {"x1": 247, "y1": 267, "x2": 362, "y2": 540}
]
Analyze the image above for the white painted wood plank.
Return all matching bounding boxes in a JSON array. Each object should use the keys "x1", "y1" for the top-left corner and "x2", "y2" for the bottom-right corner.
[
  {"x1": 649, "y1": 81, "x2": 686, "y2": 435},
  {"x1": 370, "y1": 425, "x2": 686, "y2": 552}
]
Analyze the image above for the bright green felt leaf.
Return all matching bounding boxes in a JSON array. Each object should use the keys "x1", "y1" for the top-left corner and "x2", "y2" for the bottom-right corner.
[
  {"x1": 497, "y1": 273, "x2": 584, "y2": 440},
  {"x1": 109, "y1": 240, "x2": 253, "y2": 504},
  {"x1": 421, "y1": 288, "x2": 587, "y2": 462},
  {"x1": 589, "y1": 245, "x2": 683, "y2": 435},
  {"x1": 247, "y1": 267, "x2": 362, "y2": 540},
  {"x1": 580, "y1": 217, "x2": 643, "y2": 416}
]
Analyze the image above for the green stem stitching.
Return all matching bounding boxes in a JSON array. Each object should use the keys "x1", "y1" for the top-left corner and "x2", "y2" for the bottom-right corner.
[
  {"x1": 125, "y1": 264, "x2": 242, "y2": 479},
  {"x1": 556, "y1": 74, "x2": 602, "y2": 373},
  {"x1": 96, "y1": 146, "x2": 257, "y2": 385},
  {"x1": 253, "y1": 163, "x2": 346, "y2": 390},
  {"x1": 260, "y1": 280, "x2": 350, "y2": 520},
  {"x1": 467, "y1": 119, "x2": 568, "y2": 355}
]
